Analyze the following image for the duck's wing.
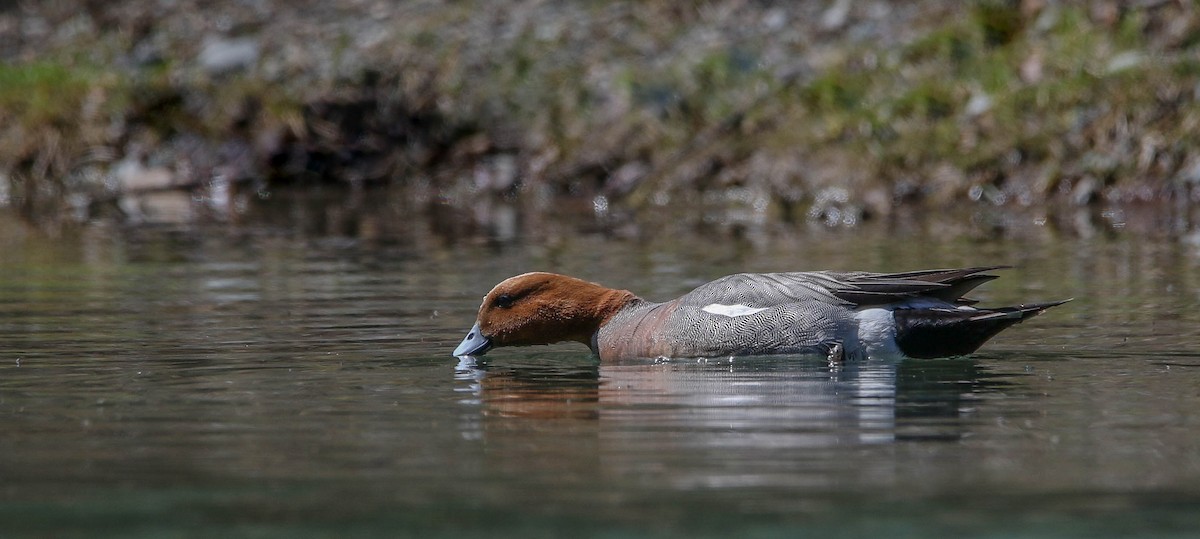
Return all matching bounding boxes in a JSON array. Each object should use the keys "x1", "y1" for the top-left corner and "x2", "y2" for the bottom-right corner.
[
  {"x1": 830, "y1": 266, "x2": 1008, "y2": 306},
  {"x1": 677, "y1": 266, "x2": 1007, "y2": 308}
]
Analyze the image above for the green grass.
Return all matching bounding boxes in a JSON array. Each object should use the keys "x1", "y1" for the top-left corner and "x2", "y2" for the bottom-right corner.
[
  {"x1": 0, "y1": 62, "x2": 110, "y2": 128},
  {"x1": 1, "y1": 1, "x2": 1198, "y2": 225}
]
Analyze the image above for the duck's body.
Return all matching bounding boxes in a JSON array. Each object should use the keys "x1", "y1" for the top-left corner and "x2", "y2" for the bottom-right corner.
[{"x1": 453, "y1": 267, "x2": 1067, "y2": 361}]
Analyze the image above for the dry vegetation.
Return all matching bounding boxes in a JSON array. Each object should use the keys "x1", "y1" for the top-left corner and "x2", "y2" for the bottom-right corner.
[{"x1": 1, "y1": 0, "x2": 1198, "y2": 231}]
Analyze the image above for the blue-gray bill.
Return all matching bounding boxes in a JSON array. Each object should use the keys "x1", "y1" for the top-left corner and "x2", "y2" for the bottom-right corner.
[{"x1": 453, "y1": 322, "x2": 492, "y2": 356}]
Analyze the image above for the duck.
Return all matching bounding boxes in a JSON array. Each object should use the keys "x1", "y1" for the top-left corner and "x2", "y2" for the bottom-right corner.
[{"x1": 452, "y1": 266, "x2": 1068, "y2": 361}]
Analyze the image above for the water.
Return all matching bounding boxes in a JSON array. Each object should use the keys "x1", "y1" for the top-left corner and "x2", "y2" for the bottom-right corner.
[{"x1": 2, "y1": 200, "x2": 1200, "y2": 538}]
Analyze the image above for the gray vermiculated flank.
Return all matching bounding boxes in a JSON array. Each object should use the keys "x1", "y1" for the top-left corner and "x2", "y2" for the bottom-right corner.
[{"x1": 596, "y1": 267, "x2": 1023, "y2": 359}]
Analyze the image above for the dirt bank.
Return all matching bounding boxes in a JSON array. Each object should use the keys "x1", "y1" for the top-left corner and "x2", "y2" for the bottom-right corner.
[{"x1": 1, "y1": 1, "x2": 1198, "y2": 232}]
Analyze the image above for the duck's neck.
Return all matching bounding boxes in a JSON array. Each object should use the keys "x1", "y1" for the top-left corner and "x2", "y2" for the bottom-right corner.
[{"x1": 553, "y1": 279, "x2": 638, "y2": 345}]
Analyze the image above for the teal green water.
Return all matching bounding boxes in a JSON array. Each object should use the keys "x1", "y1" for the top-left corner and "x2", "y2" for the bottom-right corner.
[{"x1": 2, "y1": 204, "x2": 1199, "y2": 538}]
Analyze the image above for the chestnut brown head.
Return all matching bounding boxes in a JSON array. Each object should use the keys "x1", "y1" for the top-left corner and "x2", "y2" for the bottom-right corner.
[{"x1": 452, "y1": 272, "x2": 635, "y2": 356}]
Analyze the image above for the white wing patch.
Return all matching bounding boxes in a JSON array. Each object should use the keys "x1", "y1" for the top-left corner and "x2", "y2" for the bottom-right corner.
[{"x1": 701, "y1": 303, "x2": 768, "y2": 317}]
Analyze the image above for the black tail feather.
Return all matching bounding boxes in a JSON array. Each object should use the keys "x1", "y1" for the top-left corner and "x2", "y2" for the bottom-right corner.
[{"x1": 893, "y1": 299, "x2": 1070, "y2": 359}]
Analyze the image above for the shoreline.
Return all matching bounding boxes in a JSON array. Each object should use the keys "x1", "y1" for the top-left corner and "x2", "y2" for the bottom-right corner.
[{"x1": 2, "y1": 1, "x2": 1198, "y2": 228}]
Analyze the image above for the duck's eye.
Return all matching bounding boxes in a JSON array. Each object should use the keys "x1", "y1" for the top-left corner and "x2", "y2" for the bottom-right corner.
[{"x1": 495, "y1": 294, "x2": 515, "y2": 309}]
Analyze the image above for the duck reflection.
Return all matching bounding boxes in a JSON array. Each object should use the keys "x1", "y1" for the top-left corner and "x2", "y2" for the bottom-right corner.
[
  {"x1": 455, "y1": 356, "x2": 603, "y2": 420},
  {"x1": 455, "y1": 354, "x2": 998, "y2": 443}
]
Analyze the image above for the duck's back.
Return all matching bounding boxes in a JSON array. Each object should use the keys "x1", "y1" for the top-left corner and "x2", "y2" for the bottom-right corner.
[
  {"x1": 593, "y1": 267, "x2": 1024, "y2": 361},
  {"x1": 673, "y1": 272, "x2": 850, "y2": 308}
]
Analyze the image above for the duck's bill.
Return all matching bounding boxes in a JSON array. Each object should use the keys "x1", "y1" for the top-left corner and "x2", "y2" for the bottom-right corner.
[{"x1": 453, "y1": 322, "x2": 493, "y2": 357}]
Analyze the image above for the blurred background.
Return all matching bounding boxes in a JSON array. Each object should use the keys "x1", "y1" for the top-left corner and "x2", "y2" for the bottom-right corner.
[
  {"x1": 1, "y1": 0, "x2": 1198, "y2": 241},
  {"x1": 4, "y1": 2, "x2": 1200, "y2": 538}
]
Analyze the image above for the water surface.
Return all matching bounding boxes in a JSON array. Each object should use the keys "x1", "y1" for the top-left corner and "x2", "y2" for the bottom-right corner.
[{"x1": 2, "y1": 204, "x2": 1199, "y2": 538}]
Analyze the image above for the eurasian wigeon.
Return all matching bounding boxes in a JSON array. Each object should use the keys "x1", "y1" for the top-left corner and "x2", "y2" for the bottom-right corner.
[{"x1": 452, "y1": 267, "x2": 1068, "y2": 361}]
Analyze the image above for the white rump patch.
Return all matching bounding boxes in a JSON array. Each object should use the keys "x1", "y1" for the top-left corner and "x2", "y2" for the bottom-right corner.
[
  {"x1": 853, "y1": 307, "x2": 901, "y2": 358},
  {"x1": 701, "y1": 303, "x2": 768, "y2": 317}
]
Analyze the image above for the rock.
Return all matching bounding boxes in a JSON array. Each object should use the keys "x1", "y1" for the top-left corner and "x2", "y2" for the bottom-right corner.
[
  {"x1": 114, "y1": 159, "x2": 175, "y2": 192},
  {"x1": 965, "y1": 92, "x2": 993, "y2": 117},
  {"x1": 1071, "y1": 175, "x2": 1099, "y2": 205},
  {"x1": 198, "y1": 36, "x2": 260, "y2": 74},
  {"x1": 820, "y1": 0, "x2": 852, "y2": 31},
  {"x1": 1106, "y1": 51, "x2": 1143, "y2": 74},
  {"x1": 1020, "y1": 49, "x2": 1044, "y2": 83},
  {"x1": 607, "y1": 161, "x2": 649, "y2": 195}
]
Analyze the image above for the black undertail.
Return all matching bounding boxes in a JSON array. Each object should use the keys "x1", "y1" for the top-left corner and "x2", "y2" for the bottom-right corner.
[{"x1": 892, "y1": 300, "x2": 1070, "y2": 359}]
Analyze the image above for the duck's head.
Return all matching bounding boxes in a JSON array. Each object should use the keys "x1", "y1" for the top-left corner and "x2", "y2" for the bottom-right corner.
[{"x1": 452, "y1": 272, "x2": 635, "y2": 357}]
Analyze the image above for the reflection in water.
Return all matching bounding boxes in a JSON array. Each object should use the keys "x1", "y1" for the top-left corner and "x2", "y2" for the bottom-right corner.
[
  {"x1": 893, "y1": 358, "x2": 1005, "y2": 441},
  {"x1": 456, "y1": 356, "x2": 602, "y2": 420},
  {"x1": 457, "y1": 356, "x2": 988, "y2": 434},
  {"x1": 5, "y1": 201, "x2": 1200, "y2": 536},
  {"x1": 454, "y1": 354, "x2": 1000, "y2": 490}
]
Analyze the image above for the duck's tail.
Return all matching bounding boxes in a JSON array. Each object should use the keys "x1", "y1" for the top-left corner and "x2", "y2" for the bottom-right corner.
[{"x1": 892, "y1": 299, "x2": 1071, "y2": 359}]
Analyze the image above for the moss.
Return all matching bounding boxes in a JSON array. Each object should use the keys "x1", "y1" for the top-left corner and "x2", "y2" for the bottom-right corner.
[
  {"x1": 973, "y1": 0, "x2": 1025, "y2": 47},
  {"x1": 892, "y1": 81, "x2": 959, "y2": 121},
  {"x1": 0, "y1": 62, "x2": 112, "y2": 128},
  {"x1": 1114, "y1": 9, "x2": 1148, "y2": 49},
  {"x1": 2, "y1": 1, "x2": 1199, "y2": 226},
  {"x1": 903, "y1": 24, "x2": 979, "y2": 67},
  {"x1": 800, "y1": 70, "x2": 871, "y2": 114}
]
